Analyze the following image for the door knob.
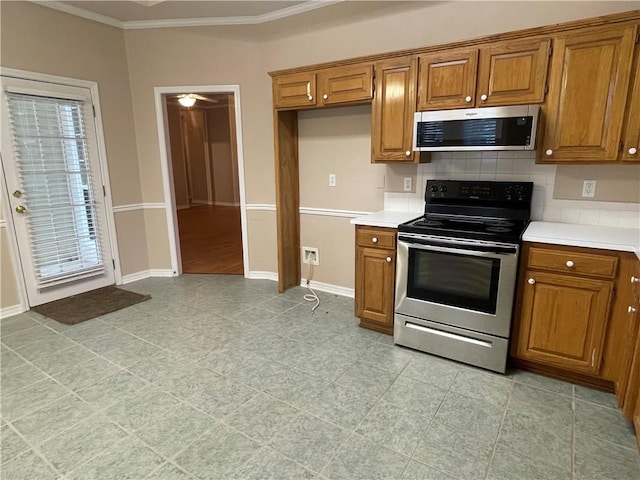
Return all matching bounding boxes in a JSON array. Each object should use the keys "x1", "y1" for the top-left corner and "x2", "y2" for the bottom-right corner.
[
  {"x1": 628, "y1": 147, "x2": 637, "y2": 155},
  {"x1": 465, "y1": 96, "x2": 472, "y2": 103},
  {"x1": 12, "y1": 190, "x2": 22, "y2": 198},
  {"x1": 631, "y1": 276, "x2": 640, "y2": 284},
  {"x1": 480, "y1": 94, "x2": 488, "y2": 101},
  {"x1": 15, "y1": 205, "x2": 27, "y2": 214},
  {"x1": 545, "y1": 149, "x2": 553, "y2": 156},
  {"x1": 372, "y1": 237, "x2": 378, "y2": 243},
  {"x1": 527, "y1": 278, "x2": 535, "y2": 285},
  {"x1": 323, "y1": 94, "x2": 328, "y2": 100},
  {"x1": 566, "y1": 260, "x2": 574, "y2": 268},
  {"x1": 405, "y1": 151, "x2": 411, "y2": 156},
  {"x1": 629, "y1": 306, "x2": 637, "y2": 314},
  {"x1": 386, "y1": 257, "x2": 392, "y2": 263}
]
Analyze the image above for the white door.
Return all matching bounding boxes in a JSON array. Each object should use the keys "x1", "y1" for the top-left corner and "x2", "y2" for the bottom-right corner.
[{"x1": 1, "y1": 76, "x2": 115, "y2": 306}]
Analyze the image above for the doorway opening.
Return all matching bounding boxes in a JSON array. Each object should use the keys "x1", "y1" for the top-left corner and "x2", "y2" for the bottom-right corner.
[{"x1": 157, "y1": 87, "x2": 247, "y2": 276}]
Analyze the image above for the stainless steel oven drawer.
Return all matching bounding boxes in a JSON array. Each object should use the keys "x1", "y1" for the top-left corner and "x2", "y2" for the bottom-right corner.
[{"x1": 394, "y1": 313, "x2": 509, "y2": 373}]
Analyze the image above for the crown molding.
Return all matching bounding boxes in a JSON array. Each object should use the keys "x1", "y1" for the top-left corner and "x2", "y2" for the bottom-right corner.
[
  {"x1": 32, "y1": 0, "x2": 344, "y2": 30},
  {"x1": 32, "y1": 1, "x2": 125, "y2": 28}
]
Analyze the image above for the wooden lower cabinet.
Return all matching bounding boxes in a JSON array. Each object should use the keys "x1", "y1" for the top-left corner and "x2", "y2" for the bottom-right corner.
[
  {"x1": 355, "y1": 226, "x2": 396, "y2": 335},
  {"x1": 514, "y1": 269, "x2": 613, "y2": 374},
  {"x1": 511, "y1": 243, "x2": 621, "y2": 381}
]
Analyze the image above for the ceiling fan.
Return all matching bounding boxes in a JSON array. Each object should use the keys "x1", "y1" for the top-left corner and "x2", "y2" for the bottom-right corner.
[{"x1": 173, "y1": 93, "x2": 219, "y2": 108}]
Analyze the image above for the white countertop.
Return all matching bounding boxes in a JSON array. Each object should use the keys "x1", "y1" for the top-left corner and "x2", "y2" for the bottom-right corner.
[
  {"x1": 523, "y1": 221, "x2": 640, "y2": 258},
  {"x1": 350, "y1": 210, "x2": 422, "y2": 229}
]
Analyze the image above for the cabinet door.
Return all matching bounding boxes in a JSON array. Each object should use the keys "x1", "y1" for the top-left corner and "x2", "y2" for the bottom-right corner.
[
  {"x1": 417, "y1": 48, "x2": 478, "y2": 110},
  {"x1": 319, "y1": 64, "x2": 373, "y2": 105},
  {"x1": 273, "y1": 72, "x2": 317, "y2": 109},
  {"x1": 371, "y1": 57, "x2": 417, "y2": 163},
  {"x1": 621, "y1": 50, "x2": 640, "y2": 162},
  {"x1": 476, "y1": 38, "x2": 551, "y2": 106},
  {"x1": 540, "y1": 25, "x2": 636, "y2": 162},
  {"x1": 355, "y1": 246, "x2": 395, "y2": 334},
  {"x1": 516, "y1": 270, "x2": 613, "y2": 373},
  {"x1": 622, "y1": 296, "x2": 640, "y2": 418}
]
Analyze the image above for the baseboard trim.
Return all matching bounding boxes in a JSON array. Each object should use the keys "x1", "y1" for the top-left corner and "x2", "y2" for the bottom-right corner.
[
  {"x1": 300, "y1": 279, "x2": 354, "y2": 298},
  {"x1": 247, "y1": 271, "x2": 279, "y2": 281},
  {"x1": 215, "y1": 201, "x2": 241, "y2": 207},
  {"x1": 0, "y1": 304, "x2": 26, "y2": 319},
  {"x1": 121, "y1": 269, "x2": 176, "y2": 284}
]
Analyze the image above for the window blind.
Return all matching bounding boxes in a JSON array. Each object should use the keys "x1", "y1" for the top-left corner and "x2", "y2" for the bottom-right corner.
[{"x1": 7, "y1": 92, "x2": 105, "y2": 287}]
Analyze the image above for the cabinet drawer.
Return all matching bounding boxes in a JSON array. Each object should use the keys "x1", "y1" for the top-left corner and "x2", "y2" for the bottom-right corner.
[
  {"x1": 528, "y1": 247, "x2": 618, "y2": 278},
  {"x1": 356, "y1": 227, "x2": 396, "y2": 249}
]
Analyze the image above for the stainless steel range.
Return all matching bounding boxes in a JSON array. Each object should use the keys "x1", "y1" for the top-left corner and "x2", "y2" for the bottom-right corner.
[{"x1": 394, "y1": 180, "x2": 533, "y2": 373}]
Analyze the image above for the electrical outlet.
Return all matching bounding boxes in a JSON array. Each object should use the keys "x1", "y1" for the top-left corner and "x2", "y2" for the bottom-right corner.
[
  {"x1": 328, "y1": 174, "x2": 336, "y2": 187},
  {"x1": 403, "y1": 177, "x2": 412, "y2": 192},
  {"x1": 301, "y1": 246, "x2": 319, "y2": 265},
  {"x1": 582, "y1": 180, "x2": 596, "y2": 198}
]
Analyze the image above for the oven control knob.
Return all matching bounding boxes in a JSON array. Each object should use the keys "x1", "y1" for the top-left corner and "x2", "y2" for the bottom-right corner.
[
  {"x1": 440, "y1": 185, "x2": 447, "y2": 193},
  {"x1": 527, "y1": 278, "x2": 536, "y2": 285},
  {"x1": 430, "y1": 185, "x2": 438, "y2": 193},
  {"x1": 566, "y1": 260, "x2": 575, "y2": 268},
  {"x1": 386, "y1": 257, "x2": 392, "y2": 263},
  {"x1": 372, "y1": 237, "x2": 378, "y2": 243}
]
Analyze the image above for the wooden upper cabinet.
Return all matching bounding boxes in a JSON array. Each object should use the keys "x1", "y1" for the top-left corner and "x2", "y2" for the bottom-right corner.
[
  {"x1": 621, "y1": 48, "x2": 640, "y2": 162},
  {"x1": 318, "y1": 64, "x2": 373, "y2": 105},
  {"x1": 476, "y1": 38, "x2": 551, "y2": 106},
  {"x1": 273, "y1": 72, "x2": 317, "y2": 109},
  {"x1": 540, "y1": 24, "x2": 637, "y2": 163},
  {"x1": 417, "y1": 39, "x2": 551, "y2": 110},
  {"x1": 371, "y1": 56, "x2": 418, "y2": 163},
  {"x1": 417, "y1": 48, "x2": 478, "y2": 110}
]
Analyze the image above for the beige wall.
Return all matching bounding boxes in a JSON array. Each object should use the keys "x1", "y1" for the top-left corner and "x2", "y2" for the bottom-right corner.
[
  {"x1": 554, "y1": 165, "x2": 640, "y2": 203},
  {"x1": 207, "y1": 101, "x2": 239, "y2": 206},
  {"x1": 2, "y1": 1, "x2": 638, "y2": 301},
  {"x1": 0, "y1": 1, "x2": 149, "y2": 308},
  {"x1": 1, "y1": 228, "x2": 21, "y2": 310},
  {"x1": 166, "y1": 103, "x2": 189, "y2": 208}
]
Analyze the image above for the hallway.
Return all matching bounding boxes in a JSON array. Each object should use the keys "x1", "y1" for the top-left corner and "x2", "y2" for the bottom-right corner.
[{"x1": 177, "y1": 205, "x2": 243, "y2": 274}]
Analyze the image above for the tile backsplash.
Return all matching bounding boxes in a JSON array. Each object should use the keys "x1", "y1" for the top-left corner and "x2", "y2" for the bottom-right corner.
[{"x1": 384, "y1": 151, "x2": 640, "y2": 229}]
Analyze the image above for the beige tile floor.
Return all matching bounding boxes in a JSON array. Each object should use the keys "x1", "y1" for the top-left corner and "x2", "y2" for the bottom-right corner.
[{"x1": 1, "y1": 275, "x2": 639, "y2": 479}]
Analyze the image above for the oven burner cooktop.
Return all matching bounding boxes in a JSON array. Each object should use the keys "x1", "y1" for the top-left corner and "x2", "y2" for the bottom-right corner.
[
  {"x1": 402, "y1": 214, "x2": 528, "y2": 243},
  {"x1": 398, "y1": 180, "x2": 534, "y2": 245}
]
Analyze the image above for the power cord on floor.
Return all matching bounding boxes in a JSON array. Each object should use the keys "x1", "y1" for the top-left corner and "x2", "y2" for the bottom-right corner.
[{"x1": 304, "y1": 263, "x2": 320, "y2": 313}]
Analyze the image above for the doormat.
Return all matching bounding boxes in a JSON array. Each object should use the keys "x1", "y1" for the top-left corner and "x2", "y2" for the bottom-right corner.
[{"x1": 31, "y1": 286, "x2": 151, "y2": 325}]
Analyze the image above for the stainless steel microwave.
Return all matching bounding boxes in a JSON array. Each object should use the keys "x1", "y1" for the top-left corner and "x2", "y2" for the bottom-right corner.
[{"x1": 413, "y1": 105, "x2": 539, "y2": 152}]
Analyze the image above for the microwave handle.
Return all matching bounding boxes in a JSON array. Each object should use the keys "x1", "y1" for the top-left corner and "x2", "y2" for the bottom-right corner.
[{"x1": 403, "y1": 241, "x2": 517, "y2": 257}]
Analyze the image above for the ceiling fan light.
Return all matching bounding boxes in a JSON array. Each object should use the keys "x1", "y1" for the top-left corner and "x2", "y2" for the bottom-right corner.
[{"x1": 178, "y1": 95, "x2": 196, "y2": 108}]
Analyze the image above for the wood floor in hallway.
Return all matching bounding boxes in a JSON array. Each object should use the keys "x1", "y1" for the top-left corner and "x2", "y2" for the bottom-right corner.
[{"x1": 177, "y1": 205, "x2": 243, "y2": 274}]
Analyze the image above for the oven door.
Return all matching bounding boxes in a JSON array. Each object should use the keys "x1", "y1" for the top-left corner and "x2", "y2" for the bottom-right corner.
[{"x1": 395, "y1": 234, "x2": 519, "y2": 338}]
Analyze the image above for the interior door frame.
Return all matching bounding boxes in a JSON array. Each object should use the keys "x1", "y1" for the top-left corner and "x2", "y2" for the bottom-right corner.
[
  {"x1": 0, "y1": 67, "x2": 122, "y2": 312},
  {"x1": 154, "y1": 85, "x2": 249, "y2": 277}
]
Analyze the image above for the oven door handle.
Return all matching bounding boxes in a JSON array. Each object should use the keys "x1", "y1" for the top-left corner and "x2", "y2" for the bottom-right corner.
[{"x1": 400, "y1": 238, "x2": 517, "y2": 256}]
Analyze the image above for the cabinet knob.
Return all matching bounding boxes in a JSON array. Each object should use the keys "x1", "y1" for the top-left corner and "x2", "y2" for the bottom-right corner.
[
  {"x1": 308, "y1": 95, "x2": 313, "y2": 101},
  {"x1": 480, "y1": 94, "x2": 488, "y2": 101},
  {"x1": 631, "y1": 276, "x2": 640, "y2": 284},
  {"x1": 565, "y1": 260, "x2": 575, "y2": 268},
  {"x1": 386, "y1": 256, "x2": 392, "y2": 263},
  {"x1": 628, "y1": 147, "x2": 637, "y2": 155},
  {"x1": 323, "y1": 94, "x2": 328, "y2": 100},
  {"x1": 629, "y1": 306, "x2": 637, "y2": 314},
  {"x1": 528, "y1": 278, "x2": 535, "y2": 285},
  {"x1": 465, "y1": 96, "x2": 472, "y2": 103},
  {"x1": 372, "y1": 237, "x2": 378, "y2": 243},
  {"x1": 405, "y1": 151, "x2": 411, "y2": 156},
  {"x1": 545, "y1": 149, "x2": 553, "y2": 156}
]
